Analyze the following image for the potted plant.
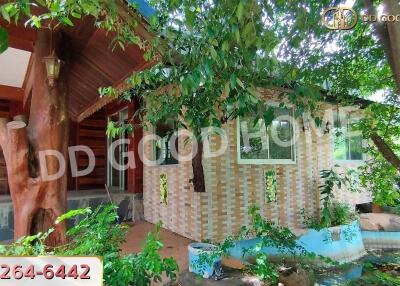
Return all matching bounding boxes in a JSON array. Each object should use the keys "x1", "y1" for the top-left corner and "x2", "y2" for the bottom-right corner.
[{"x1": 188, "y1": 242, "x2": 223, "y2": 279}]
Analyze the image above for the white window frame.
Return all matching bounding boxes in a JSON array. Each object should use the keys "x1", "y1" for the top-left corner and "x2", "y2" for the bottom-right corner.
[
  {"x1": 107, "y1": 107, "x2": 129, "y2": 191},
  {"x1": 332, "y1": 113, "x2": 365, "y2": 164},
  {"x1": 236, "y1": 107, "x2": 297, "y2": 165}
]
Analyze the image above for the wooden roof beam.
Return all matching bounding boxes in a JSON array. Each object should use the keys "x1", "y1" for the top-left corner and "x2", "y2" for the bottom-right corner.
[
  {"x1": 22, "y1": 55, "x2": 34, "y2": 108},
  {"x1": 1, "y1": 21, "x2": 37, "y2": 52},
  {"x1": 0, "y1": 85, "x2": 24, "y2": 101}
]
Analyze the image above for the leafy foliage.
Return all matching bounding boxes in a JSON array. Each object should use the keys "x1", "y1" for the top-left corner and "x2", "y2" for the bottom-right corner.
[
  {"x1": 0, "y1": 27, "x2": 8, "y2": 53},
  {"x1": 99, "y1": 0, "x2": 398, "y2": 141},
  {"x1": 0, "y1": 0, "x2": 147, "y2": 51},
  {"x1": 347, "y1": 252, "x2": 400, "y2": 286},
  {"x1": 0, "y1": 205, "x2": 178, "y2": 286},
  {"x1": 199, "y1": 206, "x2": 343, "y2": 283},
  {"x1": 104, "y1": 0, "x2": 351, "y2": 137},
  {"x1": 199, "y1": 206, "x2": 303, "y2": 283},
  {"x1": 0, "y1": 228, "x2": 55, "y2": 256},
  {"x1": 264, "y1": 170, "x2": 278, "y2": 203},
  {"x1": 301, "y1": 203, "x2": 359, "y2": 232},
  {"x1": 160, "y1": 173, "x2": 168, "y2": 205},
  {"x1": 106, "y1": 121, "x2": 134, "y2": 138},
  {"x1": 301, "y1": 168, "x2": 359, "y2": 230},
  {"x1": 358, "y1": 103, "x2": 400, "y2": 207}
]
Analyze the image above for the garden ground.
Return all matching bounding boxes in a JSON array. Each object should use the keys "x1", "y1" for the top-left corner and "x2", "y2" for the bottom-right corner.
[{"x1": 121, "y1": 222, "x2": 193, "y2": 277}]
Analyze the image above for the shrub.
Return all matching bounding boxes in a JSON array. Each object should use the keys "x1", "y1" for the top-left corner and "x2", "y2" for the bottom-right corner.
[
  {"x1": 201, "y1": 206, "x2": 303, "y2": 284},
  {"x1": 301, "y1": 203, "x2": 359, "y2": 231},
  {"x1": 0, "y1": 205, "x2": 179, "y2": 286},
  {"x1": 301, "y1": 168, "x2": 359, "y2": 230}
]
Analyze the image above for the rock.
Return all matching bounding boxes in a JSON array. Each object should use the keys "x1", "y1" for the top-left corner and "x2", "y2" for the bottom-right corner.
[
  {"x1": 222, "y1": 257, "x2": 246, "y2": 270},
  {"x1": 278, "y1": 266, "x2": 314, "y2": 286},
  {"x1": 359, "y1": 213, "x2": 400, "y2": 232},
  {"x1": 178, "y1": 268, "x2": 264, "y2": 286}
]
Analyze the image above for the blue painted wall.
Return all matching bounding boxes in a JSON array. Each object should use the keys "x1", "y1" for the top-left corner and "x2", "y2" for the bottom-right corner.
[{"x1": 229, "y1": 221, "x2": 366, "y2": 263}]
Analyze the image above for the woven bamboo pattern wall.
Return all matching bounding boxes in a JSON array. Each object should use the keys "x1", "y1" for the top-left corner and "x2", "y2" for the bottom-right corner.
[
  {"x1": 143, "y1": 90, "x2": 371, "y2": 241},
  {"x1": 143, "y1": 133, "x2": 204, "y2": 241}
]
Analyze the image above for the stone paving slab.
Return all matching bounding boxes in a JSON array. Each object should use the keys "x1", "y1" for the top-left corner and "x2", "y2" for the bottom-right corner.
[
  {"x1": 360, "y1": 213, "x2": 400, "y2": 231},
  {"x1": 177, "y1": 269, "x2": 264, "y2": 286}
]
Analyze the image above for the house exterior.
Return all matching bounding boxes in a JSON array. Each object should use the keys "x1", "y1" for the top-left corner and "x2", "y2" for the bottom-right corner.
[
  {"x1": 0, "y1": 2, "x2": 372, "y2": 243},
  {"x1": 0, "y1": 70, "x2": 371, "y2": 243},
  {"x1": 143, "y1": 88, "x2": 371, "y2": 242}
]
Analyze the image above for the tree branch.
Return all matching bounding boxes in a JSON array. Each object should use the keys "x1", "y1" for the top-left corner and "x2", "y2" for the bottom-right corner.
[
  {"x1": 4, "y1": 120, "x2": 31, "y2": 188},
  {"x1": 371, "y1": 133, "x2": 400, "y2": 172}
]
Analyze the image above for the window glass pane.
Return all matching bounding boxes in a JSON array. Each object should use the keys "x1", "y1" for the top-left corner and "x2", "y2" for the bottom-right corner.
[
  {"x1": 239, "y1": 107, "x2": 294, "y2": 162},
  {"x1": 333, "y1": 114, "x2": 363, "y2": 161},
  {"x1": 155, "y1": 122, "x2": 178, "y2": 165},
  {"x1": 268, "y1": 108, "x2": 293, "y2": 159},
  {"x1": 349, "y1": 135, "x2": 363, "y2": 160},
  {"x1": 239, "y1": 117, "x2": 268, "y2": 159},
  {"x1": 348, "y1": 122, "x2": 363, "y2": 160},
  {"x1": 333, "y1": 114, "x2": 346, "y2": 160},
  {"x1": 334, "y1": 135, "x2": 346, "y2": 160}
]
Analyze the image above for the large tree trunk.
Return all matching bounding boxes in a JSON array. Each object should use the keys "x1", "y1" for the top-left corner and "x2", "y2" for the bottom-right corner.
[
  {"x1": 191, "y1": 139, "x2": 206, "y2": 192},
  {"x1": 364, "y1": 0, "x2": 400, "y2": 92},
  {"x1": 0, "y1": 30, "x2": 70, "y2": 246}
]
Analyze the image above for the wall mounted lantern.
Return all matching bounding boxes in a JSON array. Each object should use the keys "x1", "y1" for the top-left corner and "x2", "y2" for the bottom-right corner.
[{"x1": 43, "y1": 53, "x2": 62, "y2": 87}]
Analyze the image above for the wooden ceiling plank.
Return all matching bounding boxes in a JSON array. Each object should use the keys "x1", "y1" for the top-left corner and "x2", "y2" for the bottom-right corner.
[
  {"x1": 75, "y1": 59, "x2": 155, "y2": 123},
  {"x1": 79, "y1": 55, "x2": 116, "y2": 84},
  {"x1": 63, "y1": 16, "x2": 97, "y2": 53}
]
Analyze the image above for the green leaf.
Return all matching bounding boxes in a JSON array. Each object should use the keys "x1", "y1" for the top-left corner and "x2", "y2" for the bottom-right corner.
[
  {"x1": 236, "y1": 2, "x2": 244, "y2": 21},
  {"x1": 230, "y1": 74, "x2": 237, "y2": 88},
  {"x1": 31, "y1": 16, "x2": 41, "y2": 28},
  {"x1": 71, "y1": 11, "x2": 82, "y2": 19},
  {"x1": 235, "y1": 29, "x2": 240, "y2": 43},
  {"x1": 222, "y1": 41, "x2": 229, "y2": 51},
  {"x1": 263, "y1": 107, "x2": 275, "y2": 126},
  {"x1": 1, "y1": 7, "x2": 10, "y2": 22},
  {"x1": 150, "y1": 15, "x2": 159, "y2": 28},
  {"x1": 210, "y1": 46, "x2": 218, "y2": 60},
  {"x1": 314, "y1": 117, "x2": 322, "y2": 127},
  {"x1": 55, "y1": 208, "x2": 91, "y2": 224},
  {"x1": 185, "y1": 8, "x2": 195, "y2": 27},
  {"x1": 224, "y1": 82, "x2": 230, "y2": 97},
  {"x1": 60, "y1": 16, "x2": 74, "y2": 26},
  {"x1": 236, "y1": 78, "x2": 245, "y2": 89},
  {"x1": 0, "y1": 27, "x2": 8, "y2": 54},
  {"x1": 35, "y1": 0, "x2": 46, "y2": 6}
]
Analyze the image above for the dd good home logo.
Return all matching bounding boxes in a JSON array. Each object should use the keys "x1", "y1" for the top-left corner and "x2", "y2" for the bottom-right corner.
[
  {"x1": 322, "y1": 7, "x2": 358, "y2": 30},
  {"x1": 322, "y1": 6, "x2": 400, "y2": 30}
]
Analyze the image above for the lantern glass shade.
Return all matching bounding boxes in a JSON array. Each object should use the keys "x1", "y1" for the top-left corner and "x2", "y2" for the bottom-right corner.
[{"x1": 43, "y1": 55, "x2": 62, "y2": 86}]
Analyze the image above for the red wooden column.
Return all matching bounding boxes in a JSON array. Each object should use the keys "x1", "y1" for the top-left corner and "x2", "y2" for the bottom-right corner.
[
  {"x1": 127, "y1": 98, "x2": 143, "y2": 193},
  {"x1": 9, "y1": 101, "x2": 24, "y2": 118}
]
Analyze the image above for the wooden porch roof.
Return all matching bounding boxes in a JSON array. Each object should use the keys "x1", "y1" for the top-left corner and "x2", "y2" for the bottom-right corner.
[{"x1": 0, "y1": 2, "x2": 155, "y2": 122}]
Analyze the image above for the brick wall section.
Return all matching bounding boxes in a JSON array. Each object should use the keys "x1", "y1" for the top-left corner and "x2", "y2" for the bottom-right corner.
[
  {"x1": 143, "y1": 133, "x2": 204, "y2": 241},
  {"x1": 143, "y1": 89, "x2": 371, "y2": 242}
]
